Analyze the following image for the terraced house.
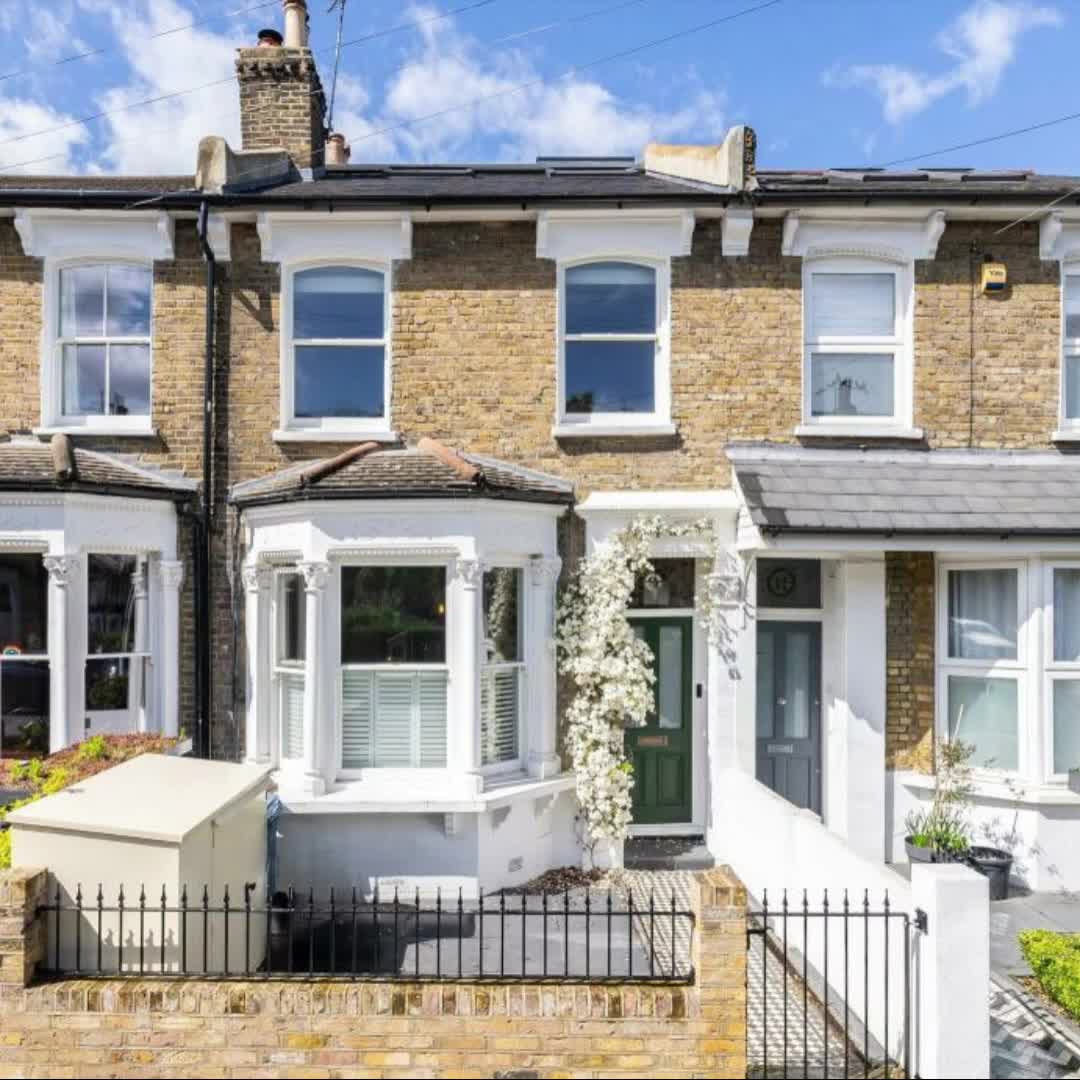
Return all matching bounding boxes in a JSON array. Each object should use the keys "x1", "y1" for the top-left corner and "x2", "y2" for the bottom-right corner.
[{"x1": 3, "y1": 0, "x2": 1080, "y2": 897}]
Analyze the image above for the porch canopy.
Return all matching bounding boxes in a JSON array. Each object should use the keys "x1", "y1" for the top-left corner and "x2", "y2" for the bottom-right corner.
[{"x1": 728, "y1": 443, "x2": 1080, "y2": 540}]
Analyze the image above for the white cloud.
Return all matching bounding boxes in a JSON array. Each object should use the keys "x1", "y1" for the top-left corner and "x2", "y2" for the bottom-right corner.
[
  {"x1": 347, "y1": 4, "x2": 726, "y2": 162},
  {"x1": 0, "y1": 100, "x2": 90, "y2": 173},
  {"x1": 827, "y1": 0, "x2": 1061, "y2": 124},
  {"x1": 76, "y1": 0, "x2": 252, "y2": 174}
]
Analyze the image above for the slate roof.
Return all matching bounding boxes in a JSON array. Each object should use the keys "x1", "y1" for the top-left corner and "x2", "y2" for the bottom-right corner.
[
  {"x1": 0, "y1": 438, "x2": 196, "y2": 500},
  {"x1": 727, "y1": 443, "x2": 1080, "y2": 536},
  {"x1": 230, "y1": 444, "x2": 574, "y2": 507}
]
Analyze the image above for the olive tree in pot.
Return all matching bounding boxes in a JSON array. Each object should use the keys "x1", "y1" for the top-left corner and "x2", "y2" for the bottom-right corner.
[{"x1": 905, "y1": 739, "x2": 1014, "y2": 900}]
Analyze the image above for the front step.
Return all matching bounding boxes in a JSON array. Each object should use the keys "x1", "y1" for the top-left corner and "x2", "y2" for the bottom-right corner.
[{"x1": 624, "y1": 836, "x2": 715, "y2": 871}]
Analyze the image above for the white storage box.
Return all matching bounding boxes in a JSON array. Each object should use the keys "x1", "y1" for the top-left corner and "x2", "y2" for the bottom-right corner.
[{"x1": 9, "y1": 754, "x2": 271, "y2": 974}]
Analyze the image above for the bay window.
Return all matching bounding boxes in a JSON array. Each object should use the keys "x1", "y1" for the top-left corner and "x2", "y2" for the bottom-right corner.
[
  {"x1": 284, "y1": 264, "x2": 389, "y2": 434},
  {"x1": 803, "y1": 260, "x2": 911, "y2": 431},
  {"x1": 56, "y1": 263, "x2": 152, "y2": 425},
  {"x1": 481, "y1": 567, "x2": 524, "y2": 769},
  {"x1": 1050, "y1": 566, "x2": 1080, "y2": 776},
  {"x1": 557, "y1": 259, "x2": 671, "y2": 431},
  {"x1": 941, "y1": 567, "x2": 1021, "y2": 771},
  {"x1": 275, "y1": 571, "x2": 306, "y2": 762},
  {"x1": 340, "y1": 565, "x2": 448, "y2": 770},
  {"x1": 0, "y1": 554, "x2": 49, "y2": 755}
]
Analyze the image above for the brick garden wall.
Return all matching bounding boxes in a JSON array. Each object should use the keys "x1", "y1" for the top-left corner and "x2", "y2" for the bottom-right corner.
[{"x1": 0, "y1": 867, "x2": 747, "y2": 1079}]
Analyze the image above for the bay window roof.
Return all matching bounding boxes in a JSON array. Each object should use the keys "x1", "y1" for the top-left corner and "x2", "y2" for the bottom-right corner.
[
  {"x1": 0, "y1": 436, "x2": 195, "y2": 500},
  {"x1": 728, "y1": 443, "x2": 1080, "y2": 536},
  {"x1": 230, "y1": 439, "x2": 574, "y2": 508}
]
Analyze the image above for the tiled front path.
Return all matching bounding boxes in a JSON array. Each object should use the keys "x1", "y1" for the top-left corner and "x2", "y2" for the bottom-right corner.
[{"x1": 990, "y1": 976, "x2": 1080, "y2": 1080}]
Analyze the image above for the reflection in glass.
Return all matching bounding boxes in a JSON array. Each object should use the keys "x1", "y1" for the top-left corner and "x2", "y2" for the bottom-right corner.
[
  {"x1": 0, "y1": 554, "x2": 48, "y2": 655},
  {"x1": 631, "y1": 559, "x2": 695, "y2": 609},
  {"x1": 810, "y1": 353, "x2": 894, "y2": 416},
  {"x1": 1067, "y1": 356, "x2": 1080, "y2": 420},
  {"x1": 295, "y1": 345, "x2": 384, "y2": 418},
  {"x1": 565, "y1": 262, "x2": 656, "y2": 335},
  {"x1": 87, "y1": 555, "x2": 137, "y2": 655},
  {"x1": 294, "y1": 266, "x2": 383, "y2": 340},
  {"x1": 0, "y1": 660, "x2": 49, "y2": 754},
  {"x1": 341, "y1": 566, "x2": 446, "y2": 663},
  {"x1": 108, "y1": 344, "x2": 151, "y2": 415},
  {"x1": 948, "y1": 675, "x2": 1018, "y2": 770},
  {"x1": 63, "y1": 344, "x2": 107, "y2": 416},
  {"x1": 85, "y1": 657, "x2": 131, "y2": 711},
  {"x1": 1055, "y1": 569, "x2": 1080, "y2": 662},
  {"x1": 483, "y1": 567, "x2": 522, "y2": 663},
  {"x1": 280, "y1": 573, "x2": 306, "y2": 663},
  {"x1": 755, "y1": 627, "x2": 775, "y2": 740},
  {"x1": 948, "y1": 569, "x2": 1018, "y2": 660},
  {"x1": 565, "y1": 340, "x2": 655, "y2": 413},
  {"x1": 1054, "y1": 680, "x2": 1080, "y2": 775}
]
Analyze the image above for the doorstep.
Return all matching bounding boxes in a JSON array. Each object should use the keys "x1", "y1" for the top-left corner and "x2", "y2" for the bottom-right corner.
[{"x1": 624, "y1": 835, "x2": 715, "y2": 872}]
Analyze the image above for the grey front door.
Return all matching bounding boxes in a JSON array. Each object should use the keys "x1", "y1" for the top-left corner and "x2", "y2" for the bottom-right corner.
[{"x1": 756, "y1": 621, "x2": 822, "y2": 814}]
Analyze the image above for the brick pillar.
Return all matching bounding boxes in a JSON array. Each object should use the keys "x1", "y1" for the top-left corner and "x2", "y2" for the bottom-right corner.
[
  {"x1": 0, "y1": 868, "x2": 47, "y2": 988},
  {"x1": 693, "y1": 865, "x2": 748, "y2": 1079}
]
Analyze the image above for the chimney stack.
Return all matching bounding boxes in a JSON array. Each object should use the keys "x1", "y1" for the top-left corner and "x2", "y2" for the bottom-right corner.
[
  {"x1": 325, "y1": 133, "x2": 351, "y2": 166},
  {"x1": 235, "y1": 0, "x2": 326, "y2": 171}
]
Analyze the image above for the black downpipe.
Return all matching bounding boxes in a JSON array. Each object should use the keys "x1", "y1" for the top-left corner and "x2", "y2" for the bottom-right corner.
[{"x1": 195, "y1": 202, "x2": 216, "y2": 759}]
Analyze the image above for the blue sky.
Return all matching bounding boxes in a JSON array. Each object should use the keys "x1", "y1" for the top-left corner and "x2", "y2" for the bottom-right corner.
[{"x1": 0, "y1": 0, "x2": 1076, "y2": 176}]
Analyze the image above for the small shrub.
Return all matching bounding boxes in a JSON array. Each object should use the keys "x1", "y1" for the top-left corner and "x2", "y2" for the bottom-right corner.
[
  {"x1": 78, "y1": 735, "x2": 109, "y2": 762},
  {"x1": 1019, "y1": 930, "x2": 1080, "y2": 1021}
]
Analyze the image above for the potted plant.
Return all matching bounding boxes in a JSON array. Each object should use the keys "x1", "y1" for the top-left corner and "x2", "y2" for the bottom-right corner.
[{"x1": 904, "y1": 739, "x2": 1014, "y2": 899}]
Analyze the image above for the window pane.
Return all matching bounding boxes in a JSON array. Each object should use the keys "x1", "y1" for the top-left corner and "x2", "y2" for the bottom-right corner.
[
  {"x1": 108, "y1": 344, "x2": 151, "y2": 416},
  {"x1": 85, "y1": 657, "x2": 131, "y2": 711},
  {"x1": 565, "y1": 262, "x2": 656, "y2": 335},
  {"x1": 1066, "y1": 355, "x2": 1080, "y2": 420},
  {"x1": 280, "y1": 573, "x2": 306, "y2": 663},
  {"x1": 483, "y1": 567, "x2": 522, "y2": 663},
  {"x1": 631, "y1": 558, "x2": 696, "y2": 609},
  {"x1": 948, "y1": 569, "x2": 1018, "y2": 660},
  {"x1": 810, "y1": 353, "x2": 894, "y2": 417},
  {"x1": 1055, "y1": 569, "x2": 1080, "y2": 662},
  {"x1": 565, "y1": 340, "x2": 655, "y2": 414},
  {"x1": 1066, "y1": 276, "x2": 1080, "y2": 339},
  {"x1": 811, "y1": 273, "x2": 895, "y2": 337},
  {"x1": 63, "y1": 344, "x2": 106, "y2": 416},
  {"x1": 0, "y1": 660, "x2": 50, "y2": 754},
  {"x1": 948, "y1": 675, "x2": 1018, "y2": 770},
  {"x1": 105, "y1": 266, "x2": 152, "y2": 337},
  {"x1": 658, "y1": 625, "x2": 684, "y2": 730},
  {"x1": 341, "y1": 566, "x2": 446, "y2": 664},
  {"x1": 294, "y1": 266, "x2": 384, "y2": 340},
  {"x1": 295, "y1": 345, "x2": 385, "y2": 419},
  {"x1": 0, "y1": 555, "x2": 48, "y2": 655},
  {"x1": 87, "y1": 554, "x2": 137, "y2": 654},
  {"x1": 783, "y1": 628, "x2": 813, "y2": 740},
  {"x1": 60, "y1": 265, "x2": 105, "y2": 337},
  {"x1": 756, "y1": 559, "x2": 822, "y2": 609},
  {"x1": 1053, "y1": 681, "x2": 1080, "y2": 774}
]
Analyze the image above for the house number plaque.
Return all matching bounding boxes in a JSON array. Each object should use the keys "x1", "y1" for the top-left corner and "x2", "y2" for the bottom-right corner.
[{"x1": 637, "y1": 735, "x2": 669, "y2": 748}]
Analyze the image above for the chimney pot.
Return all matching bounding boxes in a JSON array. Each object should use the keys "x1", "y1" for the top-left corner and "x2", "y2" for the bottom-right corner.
[
  {"x1": 257, "y1": 28, "x2": 284, "y2": 47},
  {"x1": 283, "y1": 0, "x2": 309, "y2": 48},
  {"x1": 326, "y1": 133, "x2": 351, "y2": 166}
]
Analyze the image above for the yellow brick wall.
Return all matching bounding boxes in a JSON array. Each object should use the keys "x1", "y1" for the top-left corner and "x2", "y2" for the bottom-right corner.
[{"x1": 0, "y1": 867, "x2": 748, "y2": 1079}]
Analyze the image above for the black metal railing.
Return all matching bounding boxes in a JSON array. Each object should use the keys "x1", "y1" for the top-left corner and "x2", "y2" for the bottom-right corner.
[
  {"x1": 38, "y1": 882, "x2": 695, "y2": 984},
  {"x1": 747, "y1": 889, "x2": 921, "y2": 1080}
]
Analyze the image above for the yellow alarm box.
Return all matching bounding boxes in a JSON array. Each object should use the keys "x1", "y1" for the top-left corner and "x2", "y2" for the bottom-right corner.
[{"x1": 982, "y1": 261, "x2": 1007, "y2": 293}]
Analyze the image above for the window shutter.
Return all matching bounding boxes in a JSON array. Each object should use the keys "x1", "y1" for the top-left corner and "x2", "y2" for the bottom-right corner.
[
  {"x1": 341, "y1": 670, "x2": 374, "y2": 769},
  {"x1": 374, "y1": 673, "x2": 415, "y2": 767},
  {"x1": 481, "y1": 666, "x2": 520, "y2": 766},
  {"x1": 281, "y1": 672, "x2": 305, "y2": 760},
  {"x1": 811, "y1": 273, "x2": 895, "y2": 337},
  {"x1": 418, "y1": 671, "x2": 448, "y2": 767}
]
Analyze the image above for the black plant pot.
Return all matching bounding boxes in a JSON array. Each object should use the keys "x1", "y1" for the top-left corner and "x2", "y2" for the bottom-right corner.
[
  {"x1": 905, "y1": 838, "x2": 936, "y2": 864},
  {"x1": 965, "y1": 846, "x2": 1013, "y2": 901}
]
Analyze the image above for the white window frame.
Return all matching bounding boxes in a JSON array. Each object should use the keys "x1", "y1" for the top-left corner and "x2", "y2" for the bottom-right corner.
[
  {"x1": 278, "y1": 259, "x2": 394, "y2": 441},
  {"x1": 800, "y1": 256, "x2": 914, "y2": 436},
  {"x1": 480, "y1": 562, "x2": 528, "y2": 777},
  {"x1": 935, "y1": 559, "x2": 1030, "y2": 779},
  {"x1": 272, "y1": 568, "x2": 306, "y2": 764},
  {"x1": 336, "y1": 558, "x2": 451, "y2": 779},
  {"x1": 1058, "y1": 266, "x2": 1080, "y2": 436},
  {"x1": 41, "y1": 257, "x2": 155, "y2": 435},
  {"x1": 553, "y1": 256, "x2": 674, "y2": 437},
  {"x1": 1044, "y1": 561, "x2": 1080, "y2": 780}
]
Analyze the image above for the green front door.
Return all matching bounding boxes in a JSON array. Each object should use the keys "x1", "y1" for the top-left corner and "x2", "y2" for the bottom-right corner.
[{"x1": 629, "y1": 617, "x2": 694, "y2": 825}]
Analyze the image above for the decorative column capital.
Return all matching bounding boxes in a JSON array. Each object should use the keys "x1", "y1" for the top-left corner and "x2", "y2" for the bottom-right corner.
[
  {"x1": 159, "y1": 560, "x2": 185, "y2": 591},
  {"x1": 529, "y1": 556, "x2": 562, "y2": 588},
  {"x1": 43, "y1": 554, "x2": 79, "y2": 587},
  {"x1": 453, "y1": 557, "x2": 484, "y2": 591},
  {"x1": 242, "y1": 562, "x2": 274, "y2": 594},
  {"x1": 299, "y1": 560, "x2": 331, "y2": 594}
]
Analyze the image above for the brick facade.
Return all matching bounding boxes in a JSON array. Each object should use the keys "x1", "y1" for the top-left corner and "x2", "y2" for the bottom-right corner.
[
  {"x1": 0, "y1": 867, "x2": 748, "y2": 1079},
  {"x1": 0, "y1": 211, "x2": 1067, "y2": 757}
]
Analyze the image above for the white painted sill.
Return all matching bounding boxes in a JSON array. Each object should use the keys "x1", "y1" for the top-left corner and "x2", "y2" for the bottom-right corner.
[
  {"x1": 33, "y1": 424, "x2": 158, "y2": 439},
  {"x1": 1052, "y1": 429, "x2": 1080, "y2": 443},
  {"x1": 897, "y1": 769, "x2": 1080, "y2": 807},
  {"x1": 795, "y1": 424, "x2": 925, "y2": 441},
  {"x1": 272, "y1": 428, "x2": 400, "y2": 444},
  {"x1": 552, "y1": 422, "x2": 678, "y2": 439}
]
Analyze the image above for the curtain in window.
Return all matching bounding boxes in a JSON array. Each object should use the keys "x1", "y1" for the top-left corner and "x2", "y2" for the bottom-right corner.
[
  {"x1": 1053, "y1": 681, "x2": 1080, "y2": 775},
  {"x1": 810, "y1": 273, "x2": 894, "y2": 337},
  {"x1": 948, "y1": 675, "x2": 1018, "y2": 770},
  {"x1": 947, "y1": 569, "x2": 1018, "y2": 660},
  {"x1": 281, "y1": 671, "x2": 305, "y2": 761}
]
